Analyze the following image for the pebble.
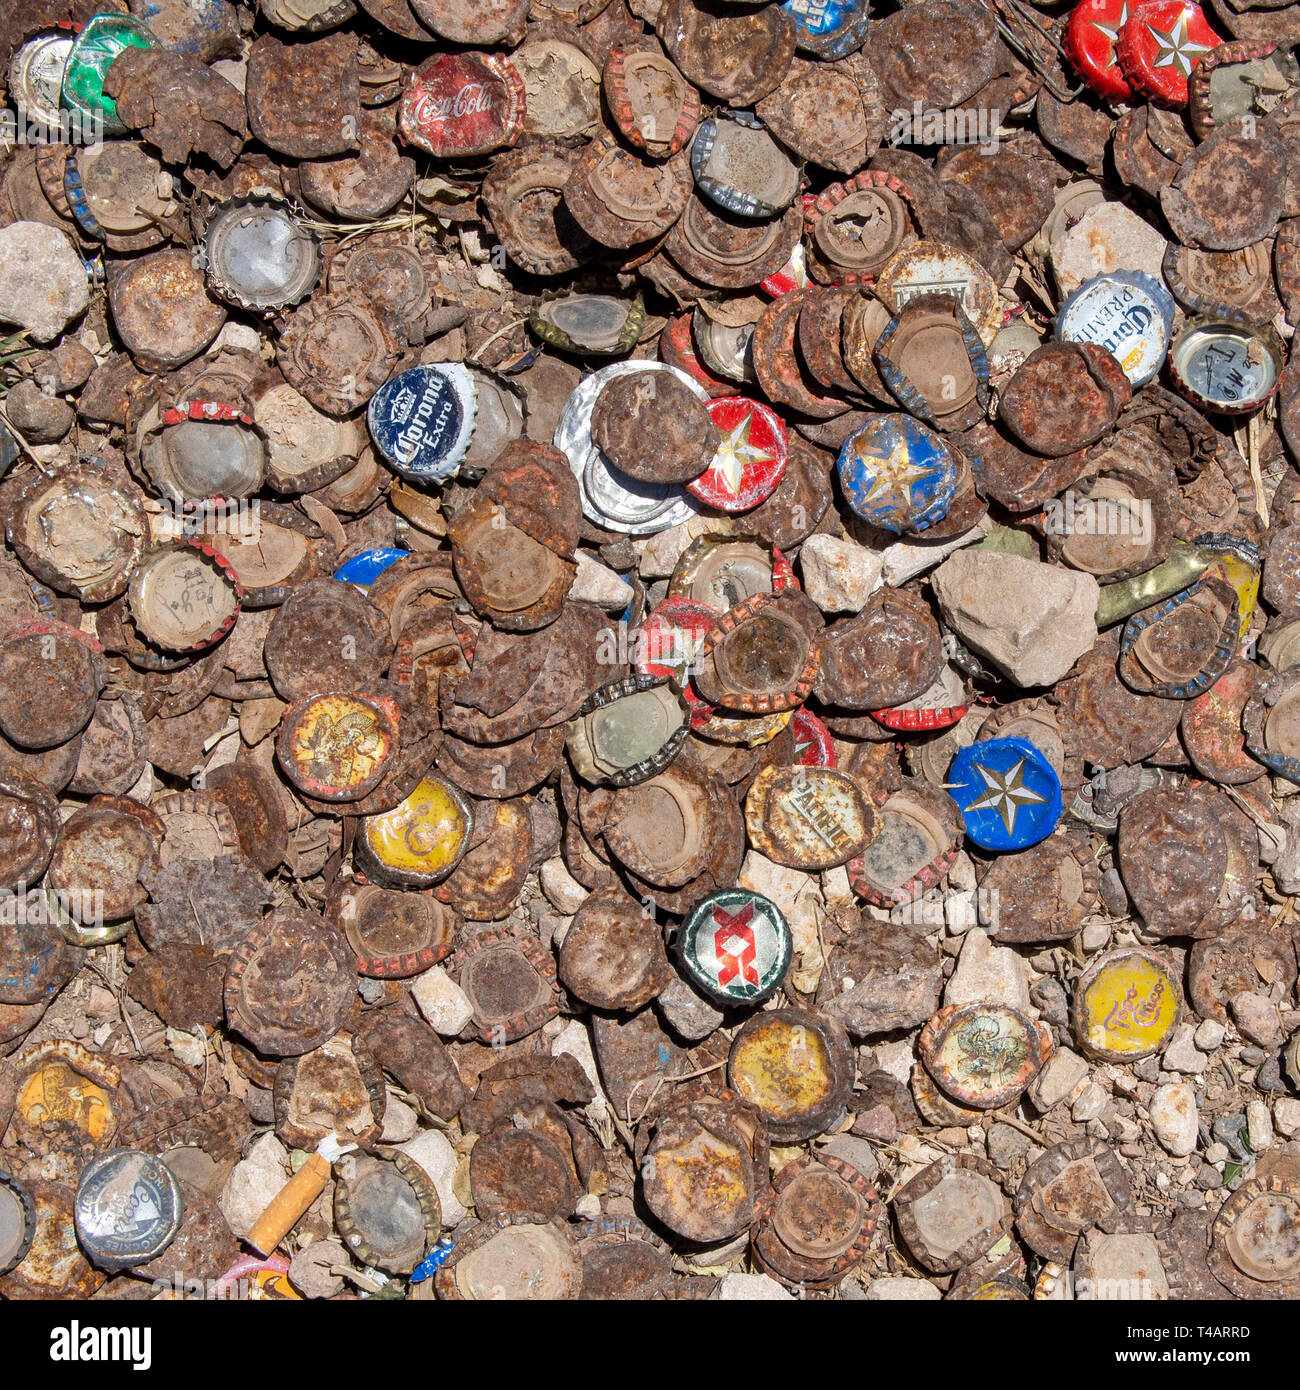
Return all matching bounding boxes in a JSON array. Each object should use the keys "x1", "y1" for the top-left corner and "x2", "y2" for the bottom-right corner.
[
  {"x1": 799, "y1": 534, "x2": 884, "y2": 613},
  {"x1": 1050, "y1": 200, "x2": 1168, "y2": 296},
  {"x1": 944, "y1": 928, "x2": 1031, "y2": 1012},
  {"x1": 1204, "y1": 1142, "x2": 1229, "y2": 1164},
  {"x1": 1030, "y1": 977, "x2": 1070, "y2": 1029},
  {"x1": 379, "y1": 1094, "x2": 419, "y2": 1144},
  {"x1": 656, "y1": 971, "x2": 726, "y2": 1042},
  {"x1": 398, "y1": 1128, "x2": 468, "y2": 1227},
  {"x1": 4, "y1": 379, "x2": 75, "y2": 443},
  {"x1": 410, "y1": 966, "x2": 474, "y2": 1037},
  {"x1": 1193, "y1": 1019, "x2": 1226, "y2": 1053},
  {"x1": 1247, "y1": 1100, "x2": 1275, "y2": 1154},
  {"x1": 1274, "y1": 1098, "x2": 1300, "y2": 1138},
  {"x1": 219, "y1": 1132, "x2": 290, "y2": 1238},
  {"x1": 874, "y1": 1039, "x2": 917, "y2": 1085},
  {"x1": 1212, "y1": 1114, "x2": 1249, "y2": 1159},
  {"x1": 0, "y1": 222, "x2": 91, "y2": 343},
  {"x1": 569, "y1": 550, "x2": 634, "y2": 609},
  {"x1": 1231, "y1": 991, "x2": 1285, "y2": 1048},
  {"x1": 1150, "y1": 1083, "x2": 1198, "y2": 1157},
  {"x1": 719, "y1": 1273, "x2": 795, "y2": 1301},
  {"x1": 987, "y1": 1123, "x2": 1035, "y2": 1169},
  {"x1": 1027, "y1": 1047, "x2": 1090, "y2": 1112},
  {"x1": 850, "y1": 1104, "x2": 898, "y2": 1145},
  {"x1": 1161, "y1": 1023, "x2": 1208, "y2": 1076},
  {"x1": 1072, "y1": 1082, "x2": 1108, "y2": 1122},
  {"x1": 821, "y1": 1133, "x2": 881, "y2": 1182},
  {"x1": 539, "y1": 856, "x2": 589, "y2": 914},
  {"x1": 863, "y1": 1277, "x2": 942, "y2": 1301},
  {"x1": 931, "y1": 550, "x2": 1099, "y2": 688},
  {"x1": 1080, "y1": 920, "x2": 1111, "y2": 953}
]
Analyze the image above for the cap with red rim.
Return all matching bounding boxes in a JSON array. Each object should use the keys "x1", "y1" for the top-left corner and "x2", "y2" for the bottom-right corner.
[
  {"x1": 762, "y1": 240, "x2": 808, "y2": 298},
  {"x1": 399, "y1": 52, "x2": 525, "y2": 158},
  {"x1": 126, "y1": 540, "x2": 243, "y2": 653},
  {"x1": 276, "y1": 692, "x2": 400, "y2": 803},
  {"x1": 1117, "y1": 1, "x2": 1220, "y2": 107},
  {"x1": 634, "y1": 596, "x2": 717, "y2": 689},
  {"x1": 687, "y1": 398, "x2": 788, "y2": 512},
  {"x1": 1064, "y1": 0, "x2": 1136, "y2": 100},
  {"x1": 792, "y1": 708, "x2": 836, "y2": 766}
]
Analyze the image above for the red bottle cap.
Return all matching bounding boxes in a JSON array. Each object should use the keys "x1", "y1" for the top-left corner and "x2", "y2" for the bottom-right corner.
[
  {"x1": 1064, "y1": 0, "x2": 1135, "y2": 101},
  {"x1": 1117, "y1": 0, "x2": 1220, "y2": 107}
]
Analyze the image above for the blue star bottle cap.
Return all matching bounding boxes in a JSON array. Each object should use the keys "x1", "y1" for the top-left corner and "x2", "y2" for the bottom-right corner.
[
  {"x1": 368, "y1": 364, "x2": 477, "y2": 485},
  {"x1": 1054, "y1": 270, "x2": 1175, "y2": 388},
  {"x1": 836, "y1": 412, "x2": 957, "y2": 534},
  {"x1": 333, "y1": 548, "x2": 408, "y2": 590},
  {"x1": 782, "y1": 0, "x2": 872, "y2": 58},
  {"x1": 948, "y1": 736, "x2": 1063, "y2": 852}
]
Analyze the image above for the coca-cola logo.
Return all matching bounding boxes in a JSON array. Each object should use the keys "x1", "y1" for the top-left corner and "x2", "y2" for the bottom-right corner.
[{"x1": 411, "y1": 81, "x2": 496, "y2": 126}]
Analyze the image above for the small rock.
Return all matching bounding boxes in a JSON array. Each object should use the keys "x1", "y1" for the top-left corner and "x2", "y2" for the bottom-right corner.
[
  {"x1": 1275, "y1": 1098, "x2": 1300, "y2": 1138},
  {"x1": 987, "y1": 1123, "x2": 1034, "y2": 1169},
  {"x1": 1150, "y1": 1083, "x2": 1198, "y2": 1157},
  {"x1": 719, "y1": 1273, "x2": 795, "y2": 1301},
  {"x1": 1230, "y1": 991, "x2": 1285, "y2": 1048},
  {"x1": 1030, "y1": 977, "x2": 1070, "y2": 1029},
  {"x1": 219, "y1": 1133, "x2": 289, "y2": 1238},
  {"x1": 1196, "y1": 1166, "x2": 1223, "y2": 1191},
  {"x1": 874, "y1": 1039, "x2": 916, "y2": 1084},
  {"x1": 398, "y1": 1128, "x2": 467, "y2": 1227},
  {"x1": 822, "y1": 1133, "x2": 880, "y2": 1182},
  {"x1": 931, "y1": 550, "x2": 1099, "y2": 688},
  {"x1": 1072, "y1": 1082, "x2": 1108, "y2": 1122},
  {"x1": 3, "y1": 379, "x2": 74, "y2": 443},
  {"x1": 656, "y1": 971, "x2": 726, "y2": 1042},
  {"x1": 1133, "y1": 1055, "x2": 1161, "y2": 1083},
  {"x1": 864, "y1": 1276, "x2": 942, "y2": 1301},
  {"x1": 1080, "y1": 920, "x2": 1111, "y2": 953},
  {"x1": 1050, "y1": 200, "x2": 1168, "y2": 296},
  {"x1": 1028, "y1": 1047, "x2": 1090, "y2": 1111},
  {"x1": 1204, "y1": 1143, "x2": 1229, "y2": 1164},
  {"x1": 947, "y1": 851, "x2": 977, "y2": 892},
  {"x1": 1247, "y1": 1100, "x2": 1275, "y2": 1154},
  {"x1": 379, "y1": 1094, "x2": 419, "y2": 1144},
  {"x1": 1098, "y1": 866, "x2": 1130, "y2": 917},
  {"x1": 1193, "y1": 1019, "x2": 1226, "y2": 1053},
  {"x1": 1212, "y1": 1114, "x2": 1249, "y2": 1160},
  {"x1": 570, "y1": 550, "x2": 633, "y2": 609},
  {"x1": 1179, "y1": 1190, "x2": 1206, "y2": 1211},
  {"x1": 540, "y1": 856, "x2": 589, "y2": 915},
  {"x1": 850, "y1": 1104, "x2": 897, "y2": 1145},
  {"x1": 573, "y1": 1194, "x2": 602, "y2": 1219},
  {"x1": 799, "y1": 534, "x2": 884, "y2": 613},
  {"x1": 1161, "y1": 1023, "x2": 1208, "y2": 1076},
  {"x1": 944, "y1": 928, "x2": 1031, "y2": 1011},
  {"x1": 539, "y1": 912, "x2": 572, "y2": 950},
  {"x1": 634, "y1": 516, "x2": 729, "y2": 578},
  {"x1": 410, "y1": 966, "x2": 474, "y2": 1037},
  {"x1": 880, "y1": 517, "x2": 991, "y2": 586},
  {"x1": 0, "y1": 222, "x2": 91, "y2": 342},
  {"x1": 1256, "y1": 1052, "x2": 1288, "y2": 1094}
]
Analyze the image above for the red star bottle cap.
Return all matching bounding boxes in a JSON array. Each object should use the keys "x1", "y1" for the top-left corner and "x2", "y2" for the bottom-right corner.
[
  {"x1": 1065, "y1": 0, "x2": 1136, "y2": 100},
  {"x1": 687, "y1": 397, "x2": 788, "y2": 512},
  {"x1": 1117, "y1": 0, "x2": 1221, "y2": 107}
]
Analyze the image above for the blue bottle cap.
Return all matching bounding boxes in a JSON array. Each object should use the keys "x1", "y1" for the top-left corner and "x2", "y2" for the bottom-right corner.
[
  {"x1": 333, "y1": 548, "x2": 408, "y2": 590},
  {"x1": 948, "y1": 736, "x2": 1063, "y2": 852},
  {"x1": 836, "y1": 412, "x2": 957, "y2": 533},
  {"x1": 689, "y1": 112, "x2": 799, "y2": 220},
  {"x1": 782, "y1": 0, "x2": 872, "y2": 59},
  {"x1": 1054, "y1": 270, "x2": 1176, "y2": 388},
  {"x1": 367, "y1": 363, "x2": 477, "y2": 485},
  {"x1": 409, "y1": 1237, "x2": 455, "y2": 1283}
]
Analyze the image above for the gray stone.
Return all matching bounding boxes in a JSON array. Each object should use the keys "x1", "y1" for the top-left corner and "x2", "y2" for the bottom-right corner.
[
  {"x1": 656, "y1": 971, "x2": 725, "y2": 1042},
  {"x1": 1161, "y1": 1023, "x2": 1208, "y2": 1076},
  {"x1": 1231, "y1": 991, "x2": 1285, "y2": 1048},
  {"x1": 539, "y1": 856, "x2": 588, "y2": 914},
  {"x1": 1274, "y1": 1098, "x2": 1300, "y2": 1138},
  {"x1": 1204, "y1": 1143, "x2": 1229, "y2": 1164},
  {"x1": 219, "y1": 1132, "x2": 290, "y2": 1238},
  {"x1": 1196, "y1": 1166, "x2": 1223, "y2": 1191},
  {"x1": 1212, "y1": 1114, "x2": 1249, "y2": 1160},
  {"x1": 1247, "y1": 1100, "x2": 1275, "y2": 1154},
  {"x1": 931, "y1": 550, "x2": 1099, "y2": 688},
  {"x1": 1080, "y1": 920, "x2": 1111, "y2": 953},
  {"x1": 944, "y1": 927, "x2": 1031, "y2": 1011},
  {"x1": 0, "y1": 222, "x2": 91, "y2": 343},
  {"x1": 987, "y1": 1122, "x2": 1035, "y2": 1169},
  {"x1": 719, "y1": 1273, "x2": 795, "y2": 1301},
  {"x1": 1028, "y1": 1047, "x2": 1090, "y2": 1112},
  {"x1": 863, "y1": 1276, "x2": 942, "y2": 1301},
  {"x1": 410, "y1": 966, "x2": 474, "y2": 1037},
  {"x1": 1030, "y1": 977, "x2": 1070, "y2": 1029},
  {"x1": 1150, "y1": 1083, "x2": 1198, "y2": 1157},
  {"x1": 1050, "y1": 200, "x2": 1168, "y2": 297},
  {"x1": 799, "y1": 534, "x2": 884, "y2": 613},
  {"x1": 1193, "y1": 1019, "x2": 1226, "y2": 1053},
  {"x1": 1072, "y1": 1082, "x2": 1108, "y2": 1122},
  {"x1": 379, "y1": 1093, "x2": 419, "y2": 1143},
  {"x1": 570, "y1": 551, "x2": 634, "y2": 609},
  {"x1": 821, "y1": 1133, "x2": 880, "y2": 1182}
]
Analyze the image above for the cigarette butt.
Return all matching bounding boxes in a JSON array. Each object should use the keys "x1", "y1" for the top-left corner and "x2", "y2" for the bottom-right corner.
[{"x1": 246, "y1": 1152, "x2": 331, "y2": 1258}]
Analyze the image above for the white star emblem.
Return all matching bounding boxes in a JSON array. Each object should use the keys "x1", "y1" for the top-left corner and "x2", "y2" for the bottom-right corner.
[
  {"x1": 708, "y1": 410, "x2": 775, "y2": 498},
  {"x1": 1092, "y1": 1, "x2": 1128, "y2": 45},
  {"x1": 855, "y1": 437, "x2": 935, "y2": 514},
  {"x1": 1146, "y1": 10, "x2": 1214, "y2": 78},
  {"x1": 966, "y1": 757, "x2": 1048, "y2": 836}
]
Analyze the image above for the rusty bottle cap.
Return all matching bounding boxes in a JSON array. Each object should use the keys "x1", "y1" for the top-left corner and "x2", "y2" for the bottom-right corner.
[
  {"x1": 919, "y1": 1003, "x2": 1054, "y2": 1110},
  {"x1": 327, "y1": 877, "x2": 456, "y2": 978},
  {"x1": 751, "y1": 1151, "x2": 878, "y2": 1290},
  {"x1": 64, "y1": 141, "x2": 176, "y2": 247},
  {"x1": 0, "y1": 621, "x2": 104, "y2": 752},
  {"x1": 126, "y1": 540, "x2": 242, "y2": 654},
  {"x1": 677, "y1": 887, "x2": 792, "y2": 1008},
  {"x1": 604, "y1": 43, "x2": 701, "y2": 159},
  {"x1": 1117, "y1": 785, "x2": 1231, "y2": 935},
  {"x1": 566, "y1": 674, "x2": 690, "y2": 787},
  {"x1": 274, "y1": 1030, "x2": 382, "y2": 1153},
  {"x1": 399, "y1": 51, "x2": 526, "y2": 159},
  {"x1": 745, "y1": 765, "x2": 877, "y2": 871},
  {"x1": 558, "y1": 885, "x2": 671, "y2": 1011},
  {"x1": 276, "y1": 692, "x2": 399, "y2": 803},
  {"x1": 1014, "y1": 1139, "x2": 1135, "y2": 1264},
  {"x1": 893, "y1": 1155, "x2": 1012, "y2": 1274},
  {"x1": 692, "y1": 590, "x2": 822, "y2": 713},
  {"x1": 436, "y1": 1214, "x2": 581, "y2": 1300},
  {"x1": 0, "y1": 1171, "x2": 34, "y2": 1277},
  {"x1": 1208, "y1": 1173, "x2": 1300, "y2": 1298},
  {"x1": 590, "y1": 369, "x2": 720, "y2": 485},
  {"x1": 689, "y1": 111, "x2": 799, "y2": 220},
  {"x1": 203, "y1": 195, "x2": 321, "y2": 313},
  {"x1": 137, "y1": 400, "x2": 268, "y2": 504},
  {"x1": 108, "y1": 247, "x2": 227, "y2": 374},
  {"x1": 1117, "y1": 577, "x2": 1237, "y2": 699},
  {"x1": 728, "y1": 1007, "x2": 854, "y2": 1141},
  {"x1": 1000, "y1": 341, "x2": 1132, "y2": 457},
  {"x1": 874, "y1": 296, "x2": 989, "y2": 426},
  {"x1": 657, "y1": 0, "x2": 796, "y2": 107},
  {"x1": 335, "y1": 1152, "x2": 440, "y2": 1274},
  {"x1": 1073, "y1": 946, "x2": 1183, "y2": 1061},
  {"x1": 456, "y1": 927, "x2": 560, "y2": 1044}
]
